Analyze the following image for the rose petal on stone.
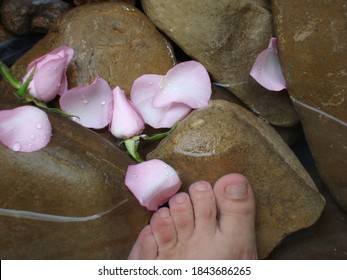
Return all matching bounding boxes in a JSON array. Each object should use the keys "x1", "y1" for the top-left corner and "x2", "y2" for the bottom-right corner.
[
  {"x1": 131, "y1": 74, "x2": 191, "y2": 128},
  {"x1": 0, "y1": 105, "x2": 52, "y2": 152},
  {"x1": 110, "y1": 86, "x2": 145, "y2": 139},
  {"x1": 250, "y1": 37, "x2": 287, "y2": 91},
  {"x1": 125, "y1": 159, "x2": 182, "y2": 211},
  {"x1": 153, "y1": 60, "x2": 212, "y2": 109},
  {"x1": 60, "y1": 77, "x2": 113, "y2": 129}
]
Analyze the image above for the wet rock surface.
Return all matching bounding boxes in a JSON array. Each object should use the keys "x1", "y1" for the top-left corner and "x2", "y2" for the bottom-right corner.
[
  {"x1": 0, "y1": 1, "x2": 345, "y2": 260},
  {"x1": 9, "y1": 2, "x2": 175, "y2": 94},
  {"x1": 272, "y1": 0, "x2": 347, "y2": 212},
  {"x1": 268, "y1": 148, "x2": 347, "y2": 259},
  {"x1": 142, "y1": 0, "x2": 299, "y2": 127},
  {"x1": 1, "y1": 0, "x2": 71, "y2": 35},
  {"x1": 71, "y1": 0, "x2": 135, "y2": 6},
  {"x1": 0, "y1": 82, "x2": 150, "y2": 259},
  {"x1": 148, "y1": 100, "x2": 325, "y2": 259}
]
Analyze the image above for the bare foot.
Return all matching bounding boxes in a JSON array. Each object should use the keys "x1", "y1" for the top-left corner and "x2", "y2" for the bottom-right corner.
[{"x1": 128, "y1": 173, "x2": 257, "y2": 260}]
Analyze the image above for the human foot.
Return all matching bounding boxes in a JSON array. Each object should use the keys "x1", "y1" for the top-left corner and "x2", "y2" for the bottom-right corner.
[{"x1": 128, "y1": 173, "x2": 257, "y2": 260}]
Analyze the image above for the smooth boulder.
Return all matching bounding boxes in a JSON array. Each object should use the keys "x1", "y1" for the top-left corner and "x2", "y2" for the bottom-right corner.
[
  {"x1": 148, "y1": 100, "x2": 325, "y2": 259},
  {"x1": 10, "y1": 2, "x2": 175, "y2": 94},
  {"x1": 141, "y1": 0, "x2": 298, "y2": 127},
  {"x1": 272, "y1": 0, "x2": 347, "y2": 212}
]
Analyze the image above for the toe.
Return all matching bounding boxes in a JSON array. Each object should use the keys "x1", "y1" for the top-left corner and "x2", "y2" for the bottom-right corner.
[
  {"x1": 188, "y1": 181, "x2": 217, "y2": 235},
  {"x1": 213, "y1": 173, "x2": 257, "y2": 259},
  {"x1": 150, "y1": 207, "x2": 178, "y2": 252},
  {"x1": 169, "y1": 192, "x2": 194, "y2": 242},
  {"x1": 128, "y1": 225, "x2": 158, "y2": 260}
]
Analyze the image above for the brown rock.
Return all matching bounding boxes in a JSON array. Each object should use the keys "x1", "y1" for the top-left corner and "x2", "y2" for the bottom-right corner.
[
  {"x1": 0, "y1": 23, "x2": 11, "y2": 41},
  {"x1": 1, "y1": 0, "x2": 71, "y2": 35},
  {"x1": 72, "y1": 0, "x2": 135, "y2": 5},
  {"x1": 272, "y1": 0, "x2": 347, "y2": 211},
  {"x1": 0, "y1": 82, "x2": 150, "y2": 259},
  {"x1": 211, "y1": 85, "x2": 305, "y2": 146},
  {"x1": 10, "y1": 2, "x2": 175, "y2": 94},
  {"x1": 141, "y1": 0, "x2": 299, "y2": 127},
  {"x1": 148, "y1": 100, "x2": 325, "y2": 259}
]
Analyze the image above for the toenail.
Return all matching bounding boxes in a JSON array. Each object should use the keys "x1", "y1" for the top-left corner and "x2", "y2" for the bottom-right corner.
[
  {"x1": 174, "y1": 193, "x2": 188, "y2": 203},
  {"x1": 158, "y1": 208, "x2": 170, "y2": 218},
  {"x1": 193, "y1": 182, "x2": 210, "y2": 191},
  {"x1": 225, "y1": 184, "x2": 248, "y2": 200}
]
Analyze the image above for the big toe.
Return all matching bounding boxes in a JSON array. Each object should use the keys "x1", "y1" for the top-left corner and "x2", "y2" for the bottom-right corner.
[{"x1": 213, "y1": 173, "x2": 257, "y2": 259}]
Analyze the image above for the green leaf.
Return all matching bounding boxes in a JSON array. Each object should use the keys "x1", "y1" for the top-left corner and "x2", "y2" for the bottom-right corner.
[
  {"x1": 143, "y1": 124, "x2": 177, "y2": 141},
  {"x1": 0, "y1": 61, "x2": 22, "y2": 89}
]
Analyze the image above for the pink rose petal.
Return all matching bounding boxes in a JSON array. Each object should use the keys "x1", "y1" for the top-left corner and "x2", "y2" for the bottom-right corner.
[
  {"x1": 250, "y1": 37, "x2": 286, "y2": 91},
  {"x1": 0, "y1": 106, "x2": 52, "y2": 152},
  {"x1": 125, "y1": 159, "x2": 182, "y2": 211},
  {"x1": 131, "y1": 74, "x2": 191, "y2": 128},
  {"x1": 60, "y1": 77, "x2": 113, "y2": 129},
  {"x1": 110, "y1": 86, "x2": 144, "y2": 139},
  {"x1": 28, "y1": 56, "x2": 68, "y2": 101},
  {"x1": 23, "y1": 46, "x2": 74, "y2": 102},
  {"x1": 153, "y1": 60, "x2": 212, "y2": 109}
]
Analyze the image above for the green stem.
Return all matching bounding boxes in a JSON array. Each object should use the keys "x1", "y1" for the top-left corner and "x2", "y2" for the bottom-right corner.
[
  {"x1": 17, "y1": 67, "x2": 35, "y2": 98},
  {"x1": 143, "y1": 124, "x2": 177, "y2": 141},
  {"x1": 0, "y1": 61, "x2": 22, "y2": 89}
]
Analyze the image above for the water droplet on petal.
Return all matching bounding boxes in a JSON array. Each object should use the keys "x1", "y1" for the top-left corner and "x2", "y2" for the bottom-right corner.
[
  {"x1": 28, "y1": 143, "x2": 33, "y2": 149},
  {"x1": 36, "y1": 123, "x2": 42, "y2": 129},
  {"x1": 83, "y1": 100, "x2": 88, "y2": 104},
  {"x1": 30, "y1": 134, "x2": 35, "y2": 139},
  {"x1": 100, "y1": 101, "x2": 106, "y2": 106},
  {"x1": 12, "y1": 142, "x2": 21, "y2": 151},
  {"x1": 258, "y1": 69, "x2": 262, "y2": 73},
  {"x1": 149, "y1": 81, "x2": 153, "y2": 85}
]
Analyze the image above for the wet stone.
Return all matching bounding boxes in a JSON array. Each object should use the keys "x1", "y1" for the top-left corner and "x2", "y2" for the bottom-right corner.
[
  {"x1": 272, "y1": 0, "x2": 347, "y2": 212},
  {"x1": 148, "y1": 100, "x2": 325, "y2": 259},
  {"x1": 142, "y1": 0, "x2": 299, "y2": 127},
  {"x1": 9, "y1": 2, "x2": 176, "y2": 95},
  {"x1": 0, "y1": 81, "x2": 150, "y2": 259}
]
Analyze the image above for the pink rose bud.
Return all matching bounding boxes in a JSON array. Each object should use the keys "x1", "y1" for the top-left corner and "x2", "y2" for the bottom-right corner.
[
  {"x1": 59, "y1": 77, "x2": 113, "y2": 129},
  {"x1": 0, "y1": 105, "x2": 52, "y2": 152},
  {"x1": 22, "y1": 45, "x2": 74, "y2": 102},
  {"x1": 250, "y1": 37, "x2": 287, "y2": 91},
  {"x1": 125, "y1": 159, "x2": 182, "y2": 211},
  {"x1": 110, "y1": 86, "x2": 144, "y2": 139}
]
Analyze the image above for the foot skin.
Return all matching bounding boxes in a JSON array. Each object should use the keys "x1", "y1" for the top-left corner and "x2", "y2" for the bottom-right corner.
[{"x1": 128, "y1": 173, "x2": 257, "y2": 260}]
